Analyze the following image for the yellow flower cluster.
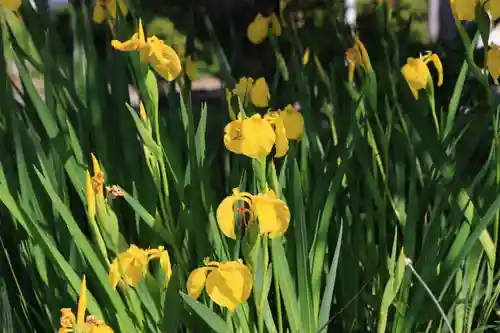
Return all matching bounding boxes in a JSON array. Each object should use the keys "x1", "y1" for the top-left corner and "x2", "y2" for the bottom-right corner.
[
  {"x1": 108, "y1": 245, "x2": 172, "y2": 289},
  {"x1": 223, "y1": 105, "x2": 304, "y2": 158},
  {"x1": 111, "y1": 20, "x2": 182, "y2": 81},
  {"x1": 58, "y1": 276, "x2": 114, "y2": 333},
  {"x1": 247, "y1": 13, "x2": 282, "y2": 44},
  {"x1": 187, "y1": 258, "x2": 253, "y2": 312}
]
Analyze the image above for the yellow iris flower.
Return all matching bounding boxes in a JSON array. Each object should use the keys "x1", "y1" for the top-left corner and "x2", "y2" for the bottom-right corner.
[
  {"x1": 247, "y1": 13, "x2": 282, "y2": 45},
  {"x1": 401, "y1": 51, "x2": 443, "y2": 100},
  {"x1": 108, "y1": 245, "x2": 172, "y2": 289},
  {"x1": 224, "y1": 114, "x2": 276, "y2": 158},
  {"x1": 0, "y1": 0, "x2": 20, "y2": 10},
  {"x1": 303, "y1": 48, "x2": 310, "y2": 65},
  {"x1": 450, "y1": 0, "x2": 500, "y2": 21},
  {"x1": 345, "y1": 36, "x2": 372, "y2": 83},
  {"x1": 233, "y1": 77, "x2": 270, "y2": 108},
  {"x1": 216, "y1": 188, "x2": 290, "y2": 239},
  {"x1": 187, "y1": 258, "x2": 253, "y2": 312},
  {"x1": 92, "y1": 0, "x2": 127, "y2": 24},
  {"x1": 487, "y1": 44, "x2": 500, "y2": 84},
  {"x1": 111, "y1": 20, "x2": 182, "y2": 81},
  {"x1": 58, "y1": 275, "x2": 115, "y2": 333}
]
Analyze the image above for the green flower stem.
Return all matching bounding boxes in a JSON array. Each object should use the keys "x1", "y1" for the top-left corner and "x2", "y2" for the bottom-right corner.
[
  {"x1": 258, "y1": 236, "x2": 269, "y2": 333},
  {"x1": 272, "y1": 246, "x2": 284, "y2": 333},
  {"x1": 88, "y1": 215, "x2": 109, "y2": 266},
  {"x1": 252, "y1": 157, "x2": 268, "y2": 192}
]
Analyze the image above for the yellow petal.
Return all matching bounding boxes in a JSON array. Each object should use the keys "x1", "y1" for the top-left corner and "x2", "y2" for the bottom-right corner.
[
  {"x1": 252, "y1": 190, "x2": 290, "y2": 237},
  {"x1": 216, "y1": 194, "x2": 240, "y2": 239},
  {"x1": 205, "y1": 261, "x2": 253, "y2": 311},
  {"x1": 106, "y1": 0, "x2": 117, "y2": 18},
  {"x1": 302, "y1": 48, "x2": 310, "y2": 65},
  {"x1": 486, "y1": 0, "x2": 500, "y2": 20},
  {"x1": 270, "y1": 13, "x2": 282, "y2": 37},
  {"x1": 401, "y1": 57, "x2": 428, "y2": 100},
  {"x1": 273, "y1": 115, "x2": 289, "y2": 158},
  {"x1": 450, "y1": 0, "x2": 476, "y2": 21},
  {"x1": 89, "y1": 324, "x2": 114, "y2": 333},
  {"x1": 91, "y1": 153, "x2": 101, "y2": 175},
  {"x1": 159, "y1": 250, "x2": 172, "y2": 287},
  {"x1": 223, "y1": 119, "x2": 244, "y2": 155},
  {"x1": 247, "y1": 14, "x2": 270, "y2": 44},
  {"x1": 187, "y1": 267, "x2": 211, "y2": 299},
  {"x1": 111, "y1": 33, "x2": 141, "y2": 51},
  {"x1": 240, "y1": 114, "x2": 276, "y2": 158},
  {"x1": 251, "y1": 78, "x2": 270, "y2": 108},
  {"x1": 108, "y1": 260, "x2": 121, "y2": 289},
  {"x1": 279, "y1": 105, "x2": 304, "y2": 140},
  {"x1": 77, "y1": 275, "x2": 87, "y2": 326},
  {"x1": 233, "y1": 77, "x2": 254, "y2": 104},
  {"x1": 427, "y1": 53, "x2": 443, "y2": 87},
  {"x1": 1, "y1": 0, "x2": 20, "y2": 10},
  {"x1": 109, "y1": 245, "x2": 149, "y2": 288},
  {"x1": 92, "y1": 4, "x2": 106, "y2": 24},
  {"x1": 85, "y1": 170, "x2": 96, "y2": 219},
  {"x1": 147, "y1": 38, "x2": 182, "y2": 81},
  {"x1": 488, "y1": 45, "x2": 500, "y2": 84}
]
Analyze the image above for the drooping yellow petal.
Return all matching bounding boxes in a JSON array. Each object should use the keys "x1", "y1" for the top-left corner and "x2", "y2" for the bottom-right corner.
[
  {"x1": 485, "y1": 0, "x2": 500, "y2": 20},
  {"x1": 223, "y1": 119, "x2": 244, "y2": 155},
  {"x1": 85, "y1": 170, "x2": 96, "y2": 219},
  {"x1": 240, "y1": 114, "x2": 276, "y2": 158},
  {"x1": 279, "y1": 105, "x2": 304, "y2": 140},
  {"x1": 159, "y1": 250, "x2": 172, "y2": 287},
  {"x1": 252, "y1": 190, "x2": 290, "y2": 237},
  {"x1": 205, "y1": 261, "x2": 253, "y2": 312},
  {"x1": 1, "y1": 0, "x2": 21, "y2": 10},
  {"x1": 187, "y1": 267, "x2": 211, "y2": 299},
  {"x1": 111, "y1": 33, "x2": 142, "y2": 51},
  {"x1": 216, "y1": 195, "x2": 240, "y2": 239},
  {"x1": 488, "y1": 44, "x2": 500, "y2": 84},
  {"x1": 92, "y1": 3, "x2": 107, "y2": 24},
  {"x1": 76, "y1": 275, "x2": 87, "y2": 326},
  {"x1": 401, "y1": 57, "x2": 429, "y2": 100},
  {"x1": 272, "y1": 115, "x2": 289, "y2": 158},
  {"x1": 251, "y1": 78, "x2": 270, "y2": 108},
  {"x1": 247, "y1": 14, "x2": 270, "y2": 44},
  {"x1": 147, "y1": 37, "x2": 182, "y2": 81},
  {"x1": 270, "y1": 13, "x2": 282, "y2": 37},
  {"x1": 233, "y1": 77, "x2": 254, "y2": 104},
  {"x1": 427, "y1": 53, "x2": 443, "y2": 86},
  {"x1": 450, "y1": 0, "x2": 476, "y2": 21}
]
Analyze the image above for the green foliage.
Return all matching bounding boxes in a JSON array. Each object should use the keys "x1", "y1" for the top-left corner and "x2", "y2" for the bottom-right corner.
[{"x1": 1, "y1": 1, "x2": 500, "y2": 333}]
